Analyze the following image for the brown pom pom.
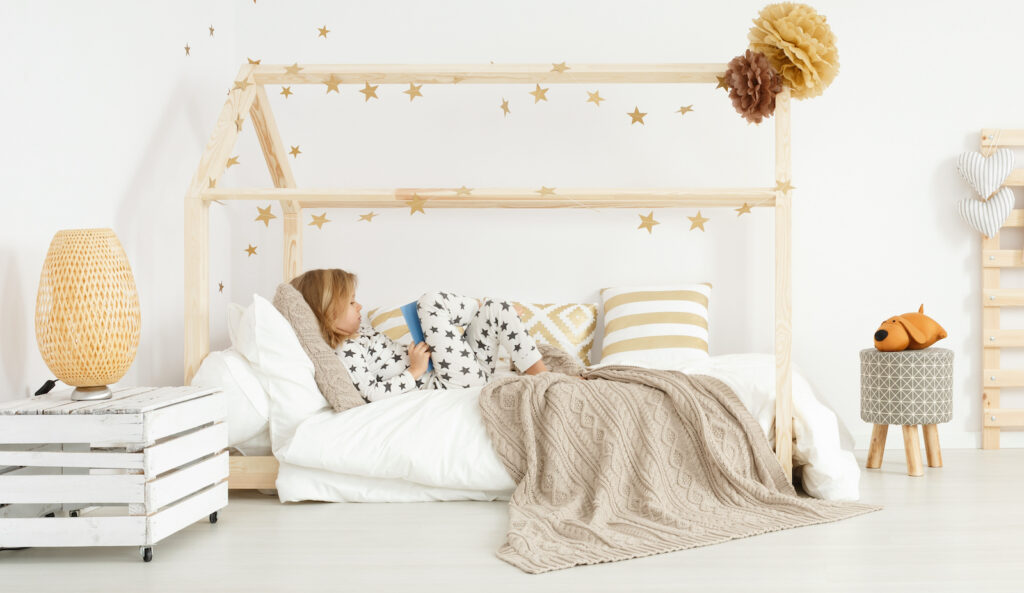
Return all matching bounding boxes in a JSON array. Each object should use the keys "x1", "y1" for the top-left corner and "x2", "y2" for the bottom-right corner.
[
  {"x1": 748, "y1": 2, "x2": 839, "y2": 100},
  {"x1": 725, "y1": 50, "x2": 782, "y2": 124}
]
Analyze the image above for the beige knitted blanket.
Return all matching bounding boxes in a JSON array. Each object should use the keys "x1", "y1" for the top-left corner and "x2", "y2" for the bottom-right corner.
[{"x1": 478, "y1": 364, "x2": 881, "y2": 574}]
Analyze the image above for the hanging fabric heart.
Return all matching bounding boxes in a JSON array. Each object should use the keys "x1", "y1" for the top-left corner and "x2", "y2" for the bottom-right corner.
[
  {"x1": 958, "y1": 187, "x2": 1015, "y2": 238},
  {"x1": 957, "y1": 148, "x2": 1014, "y2": 199}
]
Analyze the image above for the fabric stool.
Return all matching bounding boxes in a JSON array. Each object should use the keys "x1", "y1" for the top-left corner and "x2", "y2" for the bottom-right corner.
[{"x1": 860, "y1": 348, "x2": 953, "y2": 476}]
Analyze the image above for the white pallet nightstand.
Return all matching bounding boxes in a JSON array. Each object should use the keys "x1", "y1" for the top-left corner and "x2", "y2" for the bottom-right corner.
[{"x1": 0, "y1": 386, "x2": 228, "y2": 562}]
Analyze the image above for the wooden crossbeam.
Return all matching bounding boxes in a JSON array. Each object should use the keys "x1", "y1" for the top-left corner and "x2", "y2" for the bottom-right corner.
[{"x1": 251, "y1": 63, "x2": 728, "y2": 85}]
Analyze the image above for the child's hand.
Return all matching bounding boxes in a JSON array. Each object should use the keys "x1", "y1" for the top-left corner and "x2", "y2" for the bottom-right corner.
[{"x1": 407, "y1": 341, "x2": 431, "y2": 379}]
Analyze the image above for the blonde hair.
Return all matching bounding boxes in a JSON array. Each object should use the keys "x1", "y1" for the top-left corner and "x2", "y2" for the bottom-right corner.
[{"x1": 290, "y1": 268, "x2": 359, "y2": 348}]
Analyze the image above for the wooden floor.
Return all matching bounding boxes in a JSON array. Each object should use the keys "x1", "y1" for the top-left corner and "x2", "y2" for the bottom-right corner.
[{"x1": 2, "y1": 449, "x2": 1023, "y2": 592}]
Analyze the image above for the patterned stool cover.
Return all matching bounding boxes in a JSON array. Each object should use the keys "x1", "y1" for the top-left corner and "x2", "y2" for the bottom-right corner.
[{"x1": 860, "y1": 348, "x2": 953, "y2": 425}]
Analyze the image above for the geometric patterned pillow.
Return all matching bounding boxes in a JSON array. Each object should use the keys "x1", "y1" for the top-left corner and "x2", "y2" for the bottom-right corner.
[
  {"x1": 599, "y1": 284, "x2": 711, "y2": 367},
  {"x1": 511, "y1": 302, "x2": 598, "y2": 366}
]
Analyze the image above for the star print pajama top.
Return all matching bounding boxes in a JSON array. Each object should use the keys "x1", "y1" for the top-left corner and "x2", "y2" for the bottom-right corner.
[{"x1": 335, "y1": 291, "x2": 543, "y2": 402}]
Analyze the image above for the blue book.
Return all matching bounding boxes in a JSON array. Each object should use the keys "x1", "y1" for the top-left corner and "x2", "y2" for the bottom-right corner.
[{"x1": 399, "y1": 301, "x2": 433, "y2": 372}]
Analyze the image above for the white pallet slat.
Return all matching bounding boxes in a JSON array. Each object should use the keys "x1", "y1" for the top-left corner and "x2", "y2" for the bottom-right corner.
[
  {"x1": 148, "y1": 480, "x2": 227, "y2": 544},
  {"x1": 88, "y1": 386, "x2": 220, "y2": 414},
  {"x1": 0, "y1": 474, "x2": 145, "y2": 504},
  {"x1": 0, "y1": 450, "x2": 144, "y2": 469},
  {"x1": 0, "y1": 516, "x2": 146, "y2": 547},
  {"x1": 0, "y1": 387, "x2": 156, "y2": 415},
  {"x1": 146, "y1": 452, "x2": 229, "y2": 513},
  {"x1": 0, "y1": 414, "x2": 143, "y2": 444},
  {"x1": 144, "y1": 423, "x2": 228, "y2": 477},
  {"x1": 144, "y1": 393, "x2": 226, "y2": 442}
]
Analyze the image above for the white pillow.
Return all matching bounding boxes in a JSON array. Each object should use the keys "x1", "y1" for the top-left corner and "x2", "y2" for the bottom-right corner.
[
  {"x1": 189, "y1": 348, "x2": 269, "y2": 446},
  {"x1": 233, "y1": 293, "x2": 329, "y2": 456},
  {"x1": 599, "y1": 284, "x2": 711, "y2": 367}
]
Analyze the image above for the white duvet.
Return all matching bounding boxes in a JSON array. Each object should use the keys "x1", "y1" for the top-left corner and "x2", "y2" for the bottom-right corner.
[{"x1": 272, "y1": 354, "x2": 861, "y2": 503}]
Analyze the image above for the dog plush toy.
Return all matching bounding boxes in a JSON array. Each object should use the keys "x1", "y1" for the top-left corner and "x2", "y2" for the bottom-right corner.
[{"x1": 873, "y1": 305, "x2": 947, "y2": 351}]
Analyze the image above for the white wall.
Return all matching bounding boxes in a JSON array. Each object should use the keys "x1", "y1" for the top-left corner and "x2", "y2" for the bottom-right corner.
[{"x1": 2, "y1": 0, "x2": 1021, "y2": 450}]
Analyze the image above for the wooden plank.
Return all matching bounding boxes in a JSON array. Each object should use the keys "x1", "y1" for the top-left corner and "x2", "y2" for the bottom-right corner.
[
  {"x1": 983, "y1": 250, "x2": 1024, "y2": 268},
  {"x1": 146, "y1": 451, "x2": 229, "y2": 513},
  {"x1": 144, "y1": 423, "x2": 227, "y2": 477},
  {"x1": 0, "y1": 387, "x2": 155, "y2": 415},
  {"x1": 228, "y1": 455, "x2": 279, "y2": 490},
  {"x1": 0, "y1": 516, "x2": 146, "y2": 547},
  {"x1": 143, "y1": 393, "x2": 225, "y2": 442},
  {"x1": 0, "y1": 414, "x2": 143, "y2": 444},
  {"x1": 983, "y1": 369, "x2": 1024, "y2": 387},
  {"x1": 1003, "y1": 169, "x2": 1024, "y2": 187},
  {"x1": 983, "y1": 408, "x2": 1024, "y2": 427},
  {"x1": 982, "y1": 288, "x2": 1024, "y2": 307},
  {"x1": 148, "y1": 480, "x2": 227, "y2": 544},
  {"x1": 983, "y1": 329, "x2": 1024, "y2": 348},
  {"x1": 87, "y1": 386, "x2": 219, "y2": 414},
  {"x1": 773, "y1": 87, "x2": 793, "y2": 481},
  {"x1": 250, "y1": 62, "x2": 729, "y2": 85},
  {"x1": 982, "y1": 224, "x2": 1001, "y2": 449},
  {"x1": 0, "y1": 450, "x2": 143, "y2": 469},
  {"x1": 249, "y1": 84, "x2": 303, "y2": 282},
  {"x1": 0, "y1": 475, "x2": 145, "y2": 504},
  {"x1": 201, "y1": 187, "x2": 778, "y2": 209},
  {"x1": 1002, "y1": 209, "x2": 1024, "y2": 227},
  {"x1": 981, "y1": 129, "x2": 1024, "y2": 148}
]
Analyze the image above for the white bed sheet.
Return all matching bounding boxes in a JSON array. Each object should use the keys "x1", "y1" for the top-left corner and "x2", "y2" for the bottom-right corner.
[{"x1": 274, "y1": 354, "x2": 861, "y2": 502}]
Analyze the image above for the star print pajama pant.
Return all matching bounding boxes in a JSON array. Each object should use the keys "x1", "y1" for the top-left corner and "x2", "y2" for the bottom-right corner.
[{"x1": 416, "y1": 291, "x2": 543, "y2": 390}]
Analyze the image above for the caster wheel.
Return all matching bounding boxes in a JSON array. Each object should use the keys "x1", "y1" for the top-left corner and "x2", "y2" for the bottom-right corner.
[
  {"x1": 69, "y1": 510, "x2": 79, "y2": 518},
  {"x1": 140, "y1": 547, "x2": 153, "y2": 562},
  {"x1": 209, "y1": 511, "x2": 218, "y2": 524}
]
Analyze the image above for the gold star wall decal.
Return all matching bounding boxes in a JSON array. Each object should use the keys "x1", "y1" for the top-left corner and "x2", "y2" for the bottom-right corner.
[
  {"x1": 289, "y1": 145, "x2": 301, "y2": 158},
  {"x1": 234, "y1": 115, "x2": 244, "y2": 132},
  {"x1": 285, "y1": 63, "x2": 303, "y2": 75},
  {"x1": 586, "y1": 90, "x2": 605, "y2": 106},
  {"x1": 309, "y1": 213, "x2": 331, "y2": 229},
  {"x1": 716, "y1": 75, "x2": 729, "y2": 89},
  {"x1": 324, "y1": 74, "x2": 342, "y2": 94},
  {"x1": 500, "y1": 98, "x2": 511, "y2": 117},
  {"x1": 677, "y1": 104, "x2": 694, "y2": 116},
  {"x1": 637, "y1": 211, "x2": 660, "y2": 233},
  {"x1": 225, "y1": 155, "x2": 240, "y2": 168},
  {"x1": 628, "y1": 106, "x2": 647, "y2": 125},
  {"x1": 688, "y1": 211, "x2": 709, "y2": 231},
  {"x1": 403, "y1": 83, "x2": 423, "y2": 101},
  {"x1": 247, "y1": 57, "x2": 261, "y2": 64},
  {"x1": 209, "y1": 25, "x2": 215, "y2": 37},
  {"x1": 735, "y1": 203, "x2": 752, "y2": 216},
  {"x1": 359, "y1": 82, "x2": 379, "y2": 101},
  {"x1": 218, "y1": 281, "x2": 224, "y2": 292},
  {"x1": 359, "y1": 212, "x2": 378, "y2": 222},
  {"x1": 407, "y1": 194, "x2": 427, "y2": 215},
  {"x1": 244, "y1": 244, "x2": 257, "y2": 257},
  {"x1": 255, "y1": 205, "x2": 276, "y2": 226},
  {"x1": 184, "y1": 43, "x2": 191, "y2": 56},
  {"x1": 318, "y1": 25, "x2": 330, "y2": 38},
  {"x1": 529, "y1": 83, "x2": 549, "y2": 103},
  {"x1": 774, "y1": 180, "x2": 795, "y2": 193},
  {"x1": 455, "y1": 186, "x2": 473, "y2": 196},
  {"x1": 280, "y1": 86, "x2": 293, "y2": 98},
  {"x1": 536, "y1": 186, "x2": 556, "y2": 196},
  {"x1": 233, "y1": 79, "x2": 251, "y2": 91},
  {"x1": 551, "y1": 62, "x2": 570, "y2": 73}
]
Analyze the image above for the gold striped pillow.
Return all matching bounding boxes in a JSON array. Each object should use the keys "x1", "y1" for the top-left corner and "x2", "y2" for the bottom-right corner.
[
  {"x1": 598, "y1": 284, "x2": 711, "y2": 366},
  {"x1": 365, "y1": 302, "x2": 466, "y2": 346}
]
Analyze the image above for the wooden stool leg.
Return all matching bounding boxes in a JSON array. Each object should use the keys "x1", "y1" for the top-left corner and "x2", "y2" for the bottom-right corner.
[
  {"x1": 922, "y1": 424, "x2": 942, "y2": 468},
  {"x1": 902, "y1": 425, "x2": 924, "y2": 476},
  {"x1": 866, "y1": 424, "x2": 888, "y2": 469}
]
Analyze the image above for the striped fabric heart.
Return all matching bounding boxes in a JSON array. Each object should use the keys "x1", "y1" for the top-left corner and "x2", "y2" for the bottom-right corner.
[
  {"x1": 958, "y1": 187, "x2": 1014, "y2": 238},
  {"x1": 957, "y1": 149, "x2": 1014, "y2": 199}
]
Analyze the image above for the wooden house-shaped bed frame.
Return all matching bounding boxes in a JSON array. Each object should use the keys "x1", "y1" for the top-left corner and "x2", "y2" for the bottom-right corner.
[{"x1": 184, "y1": 62, "x2": 795, "y2": 489}]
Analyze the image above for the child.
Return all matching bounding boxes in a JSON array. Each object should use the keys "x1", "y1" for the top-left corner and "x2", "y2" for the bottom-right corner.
[{"x1": 291, "y1": 268, "x2": 552, "y2": 403}]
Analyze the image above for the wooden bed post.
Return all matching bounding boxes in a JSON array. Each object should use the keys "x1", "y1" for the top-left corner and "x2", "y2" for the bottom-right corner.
[
  {"x1": 248, "y1": 84, "x2": 303, "y2": 282},
  {"x1": 774, "y1": 87, "x2": 794, "y2": 479},
  {"x1": 184, "y1": 64, "x2": 259, "y2": 383}
]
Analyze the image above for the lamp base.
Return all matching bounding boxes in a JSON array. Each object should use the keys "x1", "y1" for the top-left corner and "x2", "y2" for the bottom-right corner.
[{"x1": 71, "y1": 385, "x2": 112, "y2": 401}]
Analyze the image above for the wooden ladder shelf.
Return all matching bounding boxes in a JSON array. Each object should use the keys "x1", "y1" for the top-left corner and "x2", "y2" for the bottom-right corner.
[{"x1": 981, "y1": 129, "x2": 1024, "y2": 447}]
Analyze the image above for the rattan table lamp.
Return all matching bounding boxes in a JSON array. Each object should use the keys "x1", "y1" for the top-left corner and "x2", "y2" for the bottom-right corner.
[{"x1": 35, "y1": 228, "x2": 141, "y2": 401}]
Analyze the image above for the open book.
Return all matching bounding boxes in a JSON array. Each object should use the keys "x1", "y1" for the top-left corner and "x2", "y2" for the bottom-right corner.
[{"x1": 399, "y1": 301, "x2": 434, "y2": 373}]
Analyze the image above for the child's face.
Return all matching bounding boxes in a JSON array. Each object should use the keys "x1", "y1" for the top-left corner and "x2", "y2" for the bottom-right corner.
[{"x1": 332, "y1": 292, "x2": 362, "y2": 336}]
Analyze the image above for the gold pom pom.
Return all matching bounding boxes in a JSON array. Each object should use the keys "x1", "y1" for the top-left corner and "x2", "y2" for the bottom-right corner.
[
  {"x1": 726, "y1": 50, "x2": 783, "y2": 124},
  {"x1": 748, "y1": 2, "x2": 838, "y2": 100}
]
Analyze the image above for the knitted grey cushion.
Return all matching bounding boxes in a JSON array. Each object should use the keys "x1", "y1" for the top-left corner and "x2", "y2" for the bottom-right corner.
[
  {"x1": 860, "y1": 348, "x2": 953, "y2": 425},
  {"x1": 273, "y1": 283, "x2": 367, "y2": 413}
]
